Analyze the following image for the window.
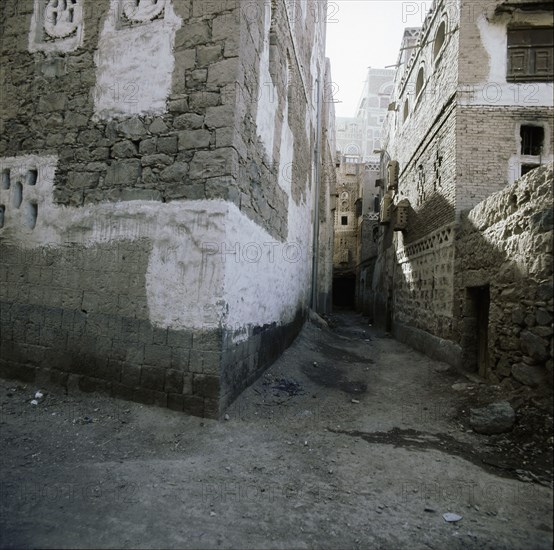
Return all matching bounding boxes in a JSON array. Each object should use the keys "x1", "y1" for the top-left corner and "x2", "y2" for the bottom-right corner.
[
  {"x1": 372, "y1": 227, "x2": 379, "y2": 242},
  {"x1": 521, "y1": 164, "x2": 538, "y2": 176},
  {"x1": 345, "y1": 144, "x2": 360, "y2": 155},
  {"x1": 341, "y1": 216, "x2": 348, "y2": 226},
  {"x1": 1, "y1": 169, "x2": 10, "y2": 190},
  {"x1": 415, "y1": 67, "x2": 425, "y2": 98},
  {"x1": 373, "y1": 197, "x2": 380, "y2": 213},
  {"x1": 403, "y1": 99, "x2": 409, "y2": 122},
  {"x1": 520, "y1": 125, "x2": 544, "y2": 155},
  {"x1": 507, "y1": 27, "x2": 553, "y2": 82},
  {"x1": 433, "y1": 21, "x2": 446, "y2": 61}
]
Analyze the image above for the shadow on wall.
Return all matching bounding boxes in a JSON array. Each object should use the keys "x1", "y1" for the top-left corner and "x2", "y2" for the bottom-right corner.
[
  {"x1": 373, "y1": 191, "x2": 457, "y2": 341},
  {"x1": 455, "y1": 163, "x2": 553, "y2": 391},
  {"x1": 373, "y1": 164, "x2": 553, "y2": 391}
]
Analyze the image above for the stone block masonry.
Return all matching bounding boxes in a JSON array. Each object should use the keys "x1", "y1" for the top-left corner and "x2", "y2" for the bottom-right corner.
[
  {"x1": 455, "y1": 163, "x2": 553, "y2": 390},
  {"x1": 0, "y1": 0, "x2": 334, "y2": 417}
]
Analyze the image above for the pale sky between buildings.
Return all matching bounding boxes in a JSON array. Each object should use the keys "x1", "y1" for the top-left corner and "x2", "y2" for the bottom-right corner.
[{"x1": 325, "y1": 0, "x2": 433, "y2": 117}]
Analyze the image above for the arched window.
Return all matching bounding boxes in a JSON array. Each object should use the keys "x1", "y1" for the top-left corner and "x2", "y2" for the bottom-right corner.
[
  {"x1": 379, "y1": 83, "x2": 394, "y2": 97},
  {"x1": 434, "y1": 21, "x2": 446, "y2": 61},
  {"x1": 415, "y1": 67, "x2": 425, "y2": 99}
]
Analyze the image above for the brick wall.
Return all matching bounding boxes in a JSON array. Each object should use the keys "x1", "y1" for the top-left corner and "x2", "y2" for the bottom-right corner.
[{"x1": 374, "y1": 0, "x2": 553, "y2": 366}]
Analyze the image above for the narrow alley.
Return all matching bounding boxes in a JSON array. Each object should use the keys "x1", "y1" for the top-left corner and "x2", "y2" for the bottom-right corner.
[{"x1": 1, "y1": 313, "x2": 552, "y2": 549}]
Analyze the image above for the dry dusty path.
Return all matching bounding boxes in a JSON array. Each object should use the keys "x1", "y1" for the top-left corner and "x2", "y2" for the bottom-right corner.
[{"x1": 1, "y1": 312, "x2": 552, "y2": 549}]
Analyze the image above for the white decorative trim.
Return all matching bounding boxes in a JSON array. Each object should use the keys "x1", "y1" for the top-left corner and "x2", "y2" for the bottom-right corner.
[
  {"x1": 121, "y1": 0, "x2": 166, "y2": 23},
  {"x1": 44, "y1": 0, "x2": 82, "y2": 39},
  {"x1": 29, "y1": 0, "x2": 84, "y2": 53},
  {"x1": 0, "y1": 155, "x2": 57, "y2": 236}
]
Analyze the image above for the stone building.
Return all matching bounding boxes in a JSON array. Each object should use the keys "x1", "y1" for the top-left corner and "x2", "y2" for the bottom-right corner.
[
  {"x1": 0, "y1": 0, "x2": 336, "y2": 417},
  {"x1": 332, "y1": 157, "x2": 380, "y2": 310},
  {"x1": 374, "y1": 0, "x2": 553, "y2": 386},
  {"x1": 333, "y1": 158, "x2": 361, "y2": 307},
  {"x1": 335, "y1": 67, "x2": 395, "y2": 161},
  {"x1": 354, "y1": 160, "x2": 381, "y2": 317}
]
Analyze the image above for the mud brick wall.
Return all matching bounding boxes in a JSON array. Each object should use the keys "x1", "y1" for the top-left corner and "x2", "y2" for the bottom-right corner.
[
  {"x1": 455, "y1": 163, "x2": 553, "y2": 390},
  {"x1": 0, "y1": 241, "x2": 224, "y2": 417},
  {"x1": 0, "y1": 0, "x2": 331, "y2": 417}
]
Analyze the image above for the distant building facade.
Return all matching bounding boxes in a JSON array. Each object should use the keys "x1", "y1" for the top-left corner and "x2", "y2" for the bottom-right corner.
[
  {"x1": 335, "y1": 68, "x2": 395, "y2": 161},
  {"x1": 333, "y1": 157, "x2": 381, "y2": 310}
]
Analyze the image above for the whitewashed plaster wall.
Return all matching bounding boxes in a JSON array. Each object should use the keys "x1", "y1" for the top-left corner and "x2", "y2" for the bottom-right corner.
[
  {"x1": 93, "y1": 0, "x2": 182, "y2": 119},
  {"x1": 255, "y1": 2, "x2": 278, "y2": 163},
  {"x1": 0, "y1": 153, "x2": 313, "y2": 342}
]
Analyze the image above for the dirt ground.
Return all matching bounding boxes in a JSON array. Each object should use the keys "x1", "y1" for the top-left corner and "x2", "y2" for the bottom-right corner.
[{"x1": 1, "y1": 312, "x2": 552, "y2": 549}]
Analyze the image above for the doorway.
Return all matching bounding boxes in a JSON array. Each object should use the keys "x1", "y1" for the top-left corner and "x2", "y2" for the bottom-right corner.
[
  {"x1": 333, "y1": 276, "x2": 356, "y2": 309},
  {"x1": 464, "y1": 286, "x2": 490, "y2": 377}
]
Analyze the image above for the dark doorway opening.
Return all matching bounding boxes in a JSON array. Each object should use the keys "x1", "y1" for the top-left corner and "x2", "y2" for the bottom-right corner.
[
  {"x1": 463, "y1": 285, "x2": 490, "y2": 377},
  {"x1": 333, "y1": 277, "x2": 356, "y2": 308}
]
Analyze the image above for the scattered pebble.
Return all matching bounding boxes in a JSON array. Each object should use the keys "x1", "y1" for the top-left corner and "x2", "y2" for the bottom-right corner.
[
  {"x1": 351, "y1": 399, "x2": 360, "y2": 404},
  {"x1": 443, "y1": 513, "x2": 463, "y2": 523}
]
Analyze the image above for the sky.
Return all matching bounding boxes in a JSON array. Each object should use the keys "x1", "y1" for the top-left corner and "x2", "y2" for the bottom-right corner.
[{"x1": 325, "y1": 0, "x2": 433, "y2": 117}]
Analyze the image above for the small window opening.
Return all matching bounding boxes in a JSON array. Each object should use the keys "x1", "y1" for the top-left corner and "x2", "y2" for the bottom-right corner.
[
  {"x1": 25, "y1": 202, "x2": 38, "y2": 230},
  {"x1": 0, "y1": 205, "x2": 5, "y2": 229},
  {"x1": 26, "y1": 169, "x2": 38, "y2": 186},
  {"x1": 341, "y1": 216, "x2": 348, "y2": 226},
  {"x1": 403, "y1": 99, "x2": 409, "y2": 122},
  {"x1": 520, "y1": 125, "x2": 544, "y2": 155},
  {"x1": 415, "y1": 67, "x2": 425, "y2": 98},
  {"x1": 13, "y1": 182, "x2": 23, "y2": 209},
  {"x1": 521, "y1": 164, "x2": 538, "y2": 177},
  {"x1": 433, "y1": 22, "x2": 446, "y2": 60},
  {"x1": 373, "y1": 197, "x2": 380, "y2": 213},
  {"x1": 1, "y1": 169, "x2": 10, "y2": 190}
]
